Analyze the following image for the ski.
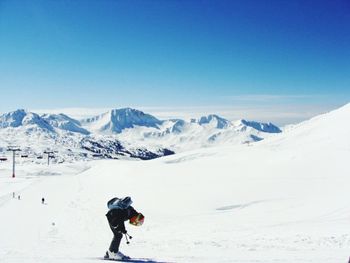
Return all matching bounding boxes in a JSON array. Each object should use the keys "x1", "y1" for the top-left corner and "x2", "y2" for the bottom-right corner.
[{"x1": 101, "y1": 256, "x2": 171, "y2": 263}]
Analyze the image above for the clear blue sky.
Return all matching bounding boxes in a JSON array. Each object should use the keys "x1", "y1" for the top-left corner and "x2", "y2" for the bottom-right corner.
[{"x1": 0, "y1": 0, "x2": 349, "y2": 120}]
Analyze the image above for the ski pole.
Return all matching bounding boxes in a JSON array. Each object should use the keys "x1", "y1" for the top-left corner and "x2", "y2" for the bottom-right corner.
[{"x1": 124, "y1": 233, "x2": 130, "y2": 244}]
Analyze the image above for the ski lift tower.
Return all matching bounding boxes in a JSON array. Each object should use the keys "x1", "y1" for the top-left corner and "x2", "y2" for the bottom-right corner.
[
  {"x1": 7, "y1": 146, "x2": 21, "y2": 178},
  {"x1": 44, "y1": 150, "x2": 55, "y2": 166}
]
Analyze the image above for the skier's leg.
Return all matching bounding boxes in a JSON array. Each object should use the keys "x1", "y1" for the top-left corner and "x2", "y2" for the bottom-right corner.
[{"x1": 109, "y1": 232, "x2": 123, "y2": 253}]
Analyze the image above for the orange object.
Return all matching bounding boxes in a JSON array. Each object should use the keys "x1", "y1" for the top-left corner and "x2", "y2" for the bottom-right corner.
[{"x1": 129, "y1": 213, "x2": 144, "y2": 226}]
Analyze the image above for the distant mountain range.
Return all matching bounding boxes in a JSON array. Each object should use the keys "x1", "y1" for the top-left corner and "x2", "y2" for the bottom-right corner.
[{"x1": 0, "y1": 108, "x2": 281, "y2": 162}]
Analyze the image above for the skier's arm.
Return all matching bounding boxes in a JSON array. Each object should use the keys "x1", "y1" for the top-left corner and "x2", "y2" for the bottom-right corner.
[
  {"x1": 119, "y1": 222, "x2": 127, "y2": 233},
  {"x1": 127, "y1": 206, "x2": 139, "y2": 219}
]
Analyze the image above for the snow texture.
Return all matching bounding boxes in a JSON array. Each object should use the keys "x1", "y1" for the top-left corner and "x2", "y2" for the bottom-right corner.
[{"x1": 0, "y1": 104, "x2": 350, "y2": 262}]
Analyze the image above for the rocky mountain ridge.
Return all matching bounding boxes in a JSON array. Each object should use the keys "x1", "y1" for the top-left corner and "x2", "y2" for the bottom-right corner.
[{"x1": 0, "y1": 108, "x2": 282, "y2": 162}]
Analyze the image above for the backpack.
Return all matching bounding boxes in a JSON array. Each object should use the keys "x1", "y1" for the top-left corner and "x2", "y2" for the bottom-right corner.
[{"x1": 107, "y1": 196, "x2": 133, "y2": 210}]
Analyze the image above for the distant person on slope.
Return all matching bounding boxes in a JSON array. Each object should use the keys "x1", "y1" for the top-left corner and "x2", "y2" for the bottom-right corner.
[{"x1": 105, "y1": 196, "x2": 144, "y2": 261}]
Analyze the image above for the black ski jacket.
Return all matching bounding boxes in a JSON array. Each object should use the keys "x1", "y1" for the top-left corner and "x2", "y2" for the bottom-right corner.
[{"x1": 106, "y1": 206, "x2": 138, "y2": 233}]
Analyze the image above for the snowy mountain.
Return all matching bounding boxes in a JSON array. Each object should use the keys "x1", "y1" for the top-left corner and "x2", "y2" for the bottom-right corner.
[
  {"x1": 41, "y1": 113, "x2": 90, "y2": 135},
  {"x1": 194, "y1": 114, "x2": 231, "y2": 129},
  {"x1": 237, "y1": 119, "x2": 281, "y2": 133},
  {"x1": 0, "y1": 104, "x2": 350, "y2": 263},
  {"x1": 81, "y1": 108, "x2": 163, "y2": 133},
  {"x1": 0, "y1": 109, "x2": 54, "y2": 133},
  {"x1": 0, "y1": 109, "x2": 173, "y2": 162},
  {"x1": 0, "y1": 107, "x2": 282, "y2": 162},
  {"x1": 80, "y1": 136, "x2": 174, "y2": 160},
  {"x1": 117, "y1": 114, "x2": 282, "y2": 151}
]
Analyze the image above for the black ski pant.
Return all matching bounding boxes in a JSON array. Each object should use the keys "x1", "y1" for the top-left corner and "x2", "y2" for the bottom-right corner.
[{"x1": 109, "y1": 225, "x2": 123, "y2": 253}]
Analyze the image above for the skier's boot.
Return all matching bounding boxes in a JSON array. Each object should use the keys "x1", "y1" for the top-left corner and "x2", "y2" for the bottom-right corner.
[
  {"x1": 105, "y1": 250, "x2": 130, "y2": 260},
  {"x1": 116, "y1": 251, "x2": 130, "y2": 260}
]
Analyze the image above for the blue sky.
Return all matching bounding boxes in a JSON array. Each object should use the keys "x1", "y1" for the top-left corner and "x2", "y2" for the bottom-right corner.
[{"x1": 0, "y1": 0, "x2": 349, "y2": 124}]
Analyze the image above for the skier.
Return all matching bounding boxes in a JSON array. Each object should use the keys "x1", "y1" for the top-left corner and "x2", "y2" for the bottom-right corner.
[{"x1": 105, "y1": 196, "x2": 144, "y2": 261}]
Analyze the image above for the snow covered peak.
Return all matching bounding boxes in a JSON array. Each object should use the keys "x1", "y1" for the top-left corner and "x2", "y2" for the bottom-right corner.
[
  {"x1": 237, "y1": 119, "x2": 282, "y2": 133},
  {"x1": 41, "y1": 113, "x2": 90, "y2": 135},
  {"x1": 0, "y1": 109, "x2": 27, "y2": 128},
  {"x1": 81, "y1": 108, "x2": 163, "y2": 133},
  {"x1": 194, "y1": 114, "x2": 231, "y2": 129},
  {"x1": 0, "y1": 109, "x2": 54, "y2": 132}
]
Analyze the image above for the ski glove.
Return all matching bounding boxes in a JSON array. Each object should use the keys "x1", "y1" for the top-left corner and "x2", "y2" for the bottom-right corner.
[{"x1": 118, "y1": 229, "x2": 127, "y2": 234}]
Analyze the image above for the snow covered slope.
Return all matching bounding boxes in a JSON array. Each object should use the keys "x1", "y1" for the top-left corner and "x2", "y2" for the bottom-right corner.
[
  {"x1": 0, "y1": 104, "x2": 349, "y2": 263},
  {"x1": 264, "y1": 103, "x2": 350, "y2": 150}
]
